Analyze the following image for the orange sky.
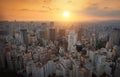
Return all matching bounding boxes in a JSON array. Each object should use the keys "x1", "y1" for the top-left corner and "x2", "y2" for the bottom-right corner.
[{"x1": 0, "y1": 0, "x2": 120, "y2": 21}]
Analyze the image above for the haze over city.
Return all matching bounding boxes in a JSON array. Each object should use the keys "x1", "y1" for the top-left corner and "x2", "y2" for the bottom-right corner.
[{"x1": 0, "y1": 0, "x2": 120, "y2": 77}]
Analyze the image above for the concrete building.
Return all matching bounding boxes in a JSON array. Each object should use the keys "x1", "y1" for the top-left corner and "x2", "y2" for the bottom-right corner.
[{"x1": 108, "y1": 28, "x2": 120, "y2": 48}]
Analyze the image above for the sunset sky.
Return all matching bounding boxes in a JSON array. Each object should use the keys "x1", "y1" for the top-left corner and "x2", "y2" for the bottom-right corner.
[{"x1": 0, "y1": 0, "x2": 120, "y2": 21}]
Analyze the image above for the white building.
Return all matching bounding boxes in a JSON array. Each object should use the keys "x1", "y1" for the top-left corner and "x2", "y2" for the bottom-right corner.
[{"x1": 68, "y1": 30, "x2": 77, "y2": 52}]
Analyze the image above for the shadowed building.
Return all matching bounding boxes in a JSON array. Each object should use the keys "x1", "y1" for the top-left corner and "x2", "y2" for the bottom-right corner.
[
  {"x1": 0, "y1": 24, "x2": 9, "y2": 44},
  {"x1": 59, "y1": 29, "x2": 65, "y2": 38},
  {"x1": 49, "y1": 28, "x2": 56, "y2": 41},
  {"x1": 20, "y1": 29, "x2": 28, "y2": 46},
  {"x1": 108, "y1": 28, "x2": 120, "y2": 48}
]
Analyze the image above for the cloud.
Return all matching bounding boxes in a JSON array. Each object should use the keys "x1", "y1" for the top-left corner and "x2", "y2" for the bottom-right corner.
[
  {"x1": 104, "y1": 7, "x2": 110, "y2": 10},
  {"x1": 42, "y1": 0, "x2": 53, "y2": 3},
  {"x1": 20, "y1": 9, "x2": 49, "y2": 13},
  {"x1": 42, "y1": 6, "x2": 53, "y2": 10},
  {"x1": 81, "y1": 4, "x2": 120, "y2": 17}
]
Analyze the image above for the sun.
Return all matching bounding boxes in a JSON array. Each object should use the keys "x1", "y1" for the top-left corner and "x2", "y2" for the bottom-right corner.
[{"x1": 63, "y1": 11, "x2": 70, "y2": 18}]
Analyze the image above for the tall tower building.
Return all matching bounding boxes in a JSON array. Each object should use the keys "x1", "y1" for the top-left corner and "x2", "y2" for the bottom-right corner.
[
  {"x1": 109, "y1": 28, "x2": 120, "y2": 48},
  {"x1": 49, "y1": 28, "x2": 56, "y2": 41}
]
